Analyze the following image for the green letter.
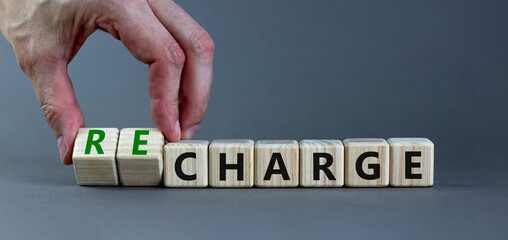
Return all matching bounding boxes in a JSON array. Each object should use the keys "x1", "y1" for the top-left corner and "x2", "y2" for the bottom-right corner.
[
  {"x1": 85, "y1": 130, "x2": 106, "y2": 154},
  {"x1": 132, "y1": 130, "x2": 150, "y2": 155}
]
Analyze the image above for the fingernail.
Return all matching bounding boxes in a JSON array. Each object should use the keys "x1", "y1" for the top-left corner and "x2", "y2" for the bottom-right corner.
[
  {"x1": 174, "y1": 120, "x2": 181, "y2": 141},
  {"x1": 57, "y1": 136, "x2": 67, "y2": 163},
  {"x1": 182, "y1": 124, "x2": 200, "y2": 140}
]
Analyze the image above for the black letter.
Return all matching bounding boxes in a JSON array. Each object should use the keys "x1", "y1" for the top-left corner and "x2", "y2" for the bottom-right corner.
[
  {"x1": 405, "y1": 151, "x2": 422, "y2": 179},
  {"x1": 264, "y1": 153, "x2": 290, "y2": 180},
  {"x1": 313, "y1": 153, "x2": 336, "y2": 181},
  {"x1": 220, "y1": 153, "x2": 244, "y2": 181},
  {"x1": 175, "y1": 152, "x2": 197, "y2": 181},
  {"x1": 356, "y1": 151, "x2": 380, "y2": 180}
]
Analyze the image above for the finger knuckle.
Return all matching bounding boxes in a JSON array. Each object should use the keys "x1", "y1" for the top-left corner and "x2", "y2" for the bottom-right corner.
[
  {"x1": 190, "y1": 29, "x2": 215, "y2": 60},
  {"x1": 40, "y1": 100, "x2": 62, "y2": 129},
  {"x1": 166, "y1": 41, "x2": 186, "y2": 68}
]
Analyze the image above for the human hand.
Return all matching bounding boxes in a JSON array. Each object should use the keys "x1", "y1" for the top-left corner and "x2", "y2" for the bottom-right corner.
[{"x1": 0, "y1": 0, "x2": 214, "y2": 164}]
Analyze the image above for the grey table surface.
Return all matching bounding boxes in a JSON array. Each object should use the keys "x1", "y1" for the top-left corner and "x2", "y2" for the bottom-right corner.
[{"x1": 1, "y1": 1, "x2": 507, "y2": 239}]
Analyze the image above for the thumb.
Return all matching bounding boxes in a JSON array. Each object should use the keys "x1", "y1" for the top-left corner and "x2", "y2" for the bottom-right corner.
[{"x1": 28, "y1": 61, "x2": 85, "y2": 165}]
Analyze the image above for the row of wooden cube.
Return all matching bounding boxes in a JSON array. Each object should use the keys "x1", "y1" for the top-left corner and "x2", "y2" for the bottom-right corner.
[{"x1": 73, "y1": 128, "x2": 434, "y2": 187}]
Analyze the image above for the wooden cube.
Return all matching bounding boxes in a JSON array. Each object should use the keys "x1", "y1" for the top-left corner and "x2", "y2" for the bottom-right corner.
[
  {"x1": 344, "y1": 138, "x2": 389, "y2": 187},
  {"x1": 73, "y1": 128, "x2": 119, "y2": 186},
  {"x1": 116, "y1": 128, "x2": 164, "y2": 186},
  {"x1": 388, "y1": 138, "x2": 434, "y2": 187},
  {"x1": 164, "y1": 140, "x2": 209, "y2": 187},
  {"x1": 209, "y1": 139, "x2": 254, "y2": 187},
  {"x1": 299, "y1": 140, "x2": 344, "y2": 187},
  {"x1": 255, "y1": 140, "x2": 299, "y2": 187}
]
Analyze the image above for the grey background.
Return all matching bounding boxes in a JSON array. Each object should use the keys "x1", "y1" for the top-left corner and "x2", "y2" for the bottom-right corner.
[{"x1": 1, "y1": 0, "x2": 507, "y2": 239}]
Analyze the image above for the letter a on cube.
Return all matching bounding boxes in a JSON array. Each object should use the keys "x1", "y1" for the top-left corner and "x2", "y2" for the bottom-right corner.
[{"x1": 255, "y1": 140, "x2": 299, "y2": 187}]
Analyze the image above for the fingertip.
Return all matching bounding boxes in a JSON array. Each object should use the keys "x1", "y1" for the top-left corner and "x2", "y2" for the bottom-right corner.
[
  {"x1": 174, "y1": 120, "x2": 181, "y2": 141},
  {"x1": 58, "y1": 115, "x2": 84, "y2": 165},
  {"x1": 62, "y1": 149, "x2": 73, "y2": 165},
  {"x1": 179, "y1": 98, "x2": 208, "y2": 140},
  {"x1": 57, "y1": 136, "x2": 68, "y2": 164},
  {"x1": 151, "y1": 99, "x2": 181, "y2": 142},
  {"x1": 158, "y1": 120, "x2": 181, "y2": 142},
  {"x1": 58, "y1": 134, "x2": 76, "y2": 165},
  {"x1": 182, "y1": 124, "x2": 200, "y2": 140},
  {"x1": 63, "y1": 133, "x2": 77, "y2": 165}
]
